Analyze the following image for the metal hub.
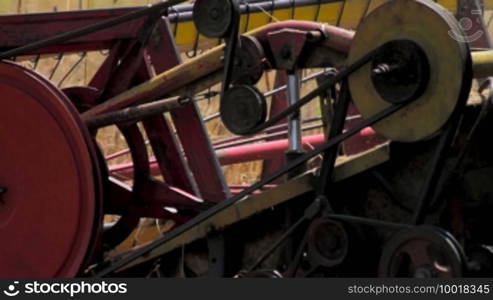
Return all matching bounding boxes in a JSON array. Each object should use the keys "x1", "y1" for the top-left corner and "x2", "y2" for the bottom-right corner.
[
  {"x1": 371, "y1": 40, "x2": 430, "y2": 105},
  {"x1": 348, "y1": 0, "x2": 472, "y2": 142},
  {"x1": 378, "y1": 226, "x2": 465, "y2": 278},
  {"x1": 307, "y1": 219, "x2": 349, "y2": 268}
]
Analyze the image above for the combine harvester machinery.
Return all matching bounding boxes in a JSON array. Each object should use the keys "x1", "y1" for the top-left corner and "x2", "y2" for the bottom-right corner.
[{"x1": 1, "y1": 0, "x2": 493, "y2": 277}]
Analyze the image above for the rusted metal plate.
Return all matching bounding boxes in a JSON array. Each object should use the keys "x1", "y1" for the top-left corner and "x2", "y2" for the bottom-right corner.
[{"x1": 0, "y1": 61, "x2": 96, "y2": 277}]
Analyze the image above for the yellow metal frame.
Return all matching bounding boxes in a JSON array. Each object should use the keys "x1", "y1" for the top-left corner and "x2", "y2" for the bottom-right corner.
[
  {"x1": 172, "y1": 0, "x2": 461, "y2": 49},
  {"x1": 0, "y1": 0, "x2": 477, "y2": 50}
]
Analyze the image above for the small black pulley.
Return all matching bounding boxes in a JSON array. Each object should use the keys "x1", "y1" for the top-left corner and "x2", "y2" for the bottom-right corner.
[
  {"x1": 193, "y1": 0, "x2": 240, "y2": 38},
  {"x1": 232, "y1": 35, "x2": 266, "y2": 86},
  {"x1": 307, "y1": 218, "x2": 349, "y2": 268},
  {"x1": 221, "y1": 85, "x2": 267, "y2": 135}
]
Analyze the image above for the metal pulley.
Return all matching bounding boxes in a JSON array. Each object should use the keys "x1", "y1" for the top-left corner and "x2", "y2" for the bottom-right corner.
[
  {"x1": 379, "y1": 226, "x2": 466, "y2": 278},
  {"x1": 306, "y1": 218, "x2": 349, "y2": 268},
  {"x1": 220, "y1": 85, "x2": 267, "y2": 135},
  {"x1": 0, "y1": 61, "x2": 101, "y2": 277},
  {"x1": 193, "y1": 0, "x2": 240, "y2": 38},
  {"x1": 348, "y1": 0, "x2": 472, "y2": 142},
  {"x1": 231, "y1": 35, "x2": 266, "y2": 85}
]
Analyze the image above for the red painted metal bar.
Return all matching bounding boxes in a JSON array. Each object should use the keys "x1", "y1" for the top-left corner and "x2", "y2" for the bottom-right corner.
[
  {"x1": 0, "y1": 7, "x2": 145, "y2": 54},
  {"x1": 89, "y1": 42, "x2": 125, "y2": 89},
  {"x1": 109, "y1": 128, "x2": 382, "y2": 178},
  {"x1": 216, "y1": 134, "x2": 326, "y2": 165},
  {"x1": 141, "y1": 18, "x2": 199, "y2": 196},
  {"x1": 105, "y1": 178, "x2": 203, "y2": 211},
  {"x1": 149, "y1": 17, "x2": 230, "y2": 203},
  {"x1": 216, "y1": 128, "x2": 379, "y2": 165},
  {"x1": 253, "y1": 20, "x2": 354, "y2": 53}
]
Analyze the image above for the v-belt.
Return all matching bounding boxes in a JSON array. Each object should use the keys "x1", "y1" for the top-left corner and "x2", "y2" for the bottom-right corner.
[{"x1": 92, "y1": 43, "x2": 412, "y2": 277}]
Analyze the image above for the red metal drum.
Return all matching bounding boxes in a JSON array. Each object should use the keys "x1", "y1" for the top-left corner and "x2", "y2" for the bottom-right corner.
[{"x1": 0, "y1": 61, "x2": 97, "y2": 277}]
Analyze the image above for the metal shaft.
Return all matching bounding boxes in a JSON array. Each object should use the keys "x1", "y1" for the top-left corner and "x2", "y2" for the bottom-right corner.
[
  {"x1": 472, "y1": 50, "x2": 493, "y2": 78},
  {"x1": 287, "y1": 70, "x2": 303, "y2": 153},
  {"x1": 85, "y1": 97, "x2": 187, "y2": 129}
]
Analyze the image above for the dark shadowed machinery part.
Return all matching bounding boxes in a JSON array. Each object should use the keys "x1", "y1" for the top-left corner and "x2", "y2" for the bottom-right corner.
[
  {"x1": 378, "y1": 226, "x2": 466, "y2": 278},
  {"x1": 370, "y1": 40, "x2": 430, "y2": 105},
  {"x1": 307, "y1": 218, "x2": 349, "y2": 268}
]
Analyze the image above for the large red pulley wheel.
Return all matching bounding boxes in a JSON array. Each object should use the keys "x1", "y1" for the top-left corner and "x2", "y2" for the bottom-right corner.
[{"x1": 0, "y1": 61, "x2": 98, "y2": 277}]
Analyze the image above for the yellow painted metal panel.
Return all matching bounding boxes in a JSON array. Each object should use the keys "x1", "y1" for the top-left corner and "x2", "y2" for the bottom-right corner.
[
  {"x1": 293, "y1": 6, "x2": 318, "y2": 21},
  {"x1": 86, "y1": 0, "x2": 153, "y2": 9},
  {"x1": 1, "y1": 0, "x2": 488, "y2": 56},
  {"x1": 367, "y1": 0, "x2": 388, "y2": 13},
  {"x1": 272, "y1": 7, "x2": 294, "y2": 21},
  {"x1": 167, "y1": 0, "x2": 483, "y2": 51},
  {"x1": 17, "y1": 0, "x2": 83, "y2": 13},
  {"x1": 0, "y1": 0, "x2": 18, "y2": 14},
  {"x1": 438, "y1": 0, "x2": 457, "y2": 13},
  {"x1": 246, "y1": 11, "x2": 271, "y2": 32},
  {"x1": 339, "y1": 0, "x2": 370, "y2": 29},
  {"x1": 318, "y1": 3, "x2": 344, "y2": 25},
  {"x1": 174, "y1": 21, "x2": 198, "y2": 47}
]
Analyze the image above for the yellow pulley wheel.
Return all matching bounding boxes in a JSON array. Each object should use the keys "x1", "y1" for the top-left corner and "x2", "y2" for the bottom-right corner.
[{"x1": 348, "y1": 0, "x2": 472, "y2": 142}]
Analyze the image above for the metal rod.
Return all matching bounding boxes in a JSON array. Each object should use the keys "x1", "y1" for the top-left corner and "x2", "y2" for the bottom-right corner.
[
  {"x1": 287, "y1": 70, "x2": 303, "y2": 152},
  {"x1": 202, "y1": 70, "x2": 332, "y2": 123},
  {"x1": 472, "y1": 50, "x2": 493, "y2": 78},
  {"x1": 0, "y1": 0, "x2": 188, "y2": 59},
  {"x1": 214, "y1": 122, "x2": 324, "y2": 150},
  {"x1": 326, "y1": 214, "x2": 411, "y2": 230},
  {"x1": 58, "y1": 52, "x2": 86, "y2": 87},
  {"x1": 264, "y1": 69, "x2": 330, "y2": 98},
  {"x1": 167, "y1": 0, "x2": 347, "y2": 23},
  {"x1": 86, "y1": 97, "x2": 188, "y2": 129},
  {"x1": 245, "y1": 44, "x2": 384, "y2": 135},
  {"x1": 104, "y1": 118, "x2": 324, "y2": 162}
]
